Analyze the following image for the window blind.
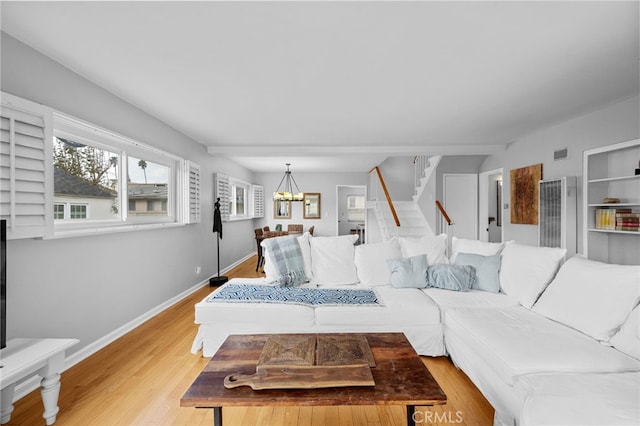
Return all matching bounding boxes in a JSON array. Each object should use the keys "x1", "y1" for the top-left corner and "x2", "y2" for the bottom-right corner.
[
  {"x1": 215, "y1": 172, "x2": 230, "y2": 222},
  {"x1": 252, "y1": 184, "x2": 264, "y2": 218},
  {"x1": 184, "y1": 160, "x2": 201, "y2": 224},
  {"x1": 0, "y1": 93, "x2": 53, "y2": 239}
]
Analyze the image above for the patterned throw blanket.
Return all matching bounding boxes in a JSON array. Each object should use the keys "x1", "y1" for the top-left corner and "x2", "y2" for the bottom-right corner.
[
  {"x1": 261, "y1": 235, "x2": 306, "y2": 287},
  {"x1": 207, "y1": 284, "x2": 381, "y2": 307}
]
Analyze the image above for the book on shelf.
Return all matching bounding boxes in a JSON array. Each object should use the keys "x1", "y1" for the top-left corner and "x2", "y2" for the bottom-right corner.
[
  {"x1": 594, "y1": 208, "x2": 636, "y2": 230},
  {"x1": 615, "y1": 213, "x2": 640, "y2": 219},
  {"x1": 615, "y1": 226, "x2": 640, "y2": 232}
]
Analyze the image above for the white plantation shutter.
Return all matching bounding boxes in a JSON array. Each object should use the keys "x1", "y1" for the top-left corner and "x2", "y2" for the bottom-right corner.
[
  {"x1": 184, "y1": 160, "x2": 201, "y2": 224},
  {"x1": 1, "y1": 93, "x2": 53, "y2": 239},
  {"x1": 215, "y1": 172, "x2": 230, "y2": 222},
  {"x1": 252, "y1": 184, "x2": 264, "y2": 218}
]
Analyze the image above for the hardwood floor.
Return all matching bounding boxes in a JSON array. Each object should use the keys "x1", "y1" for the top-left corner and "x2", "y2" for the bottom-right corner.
[{"x1": 6, "y1": 256, "x2": 494, "y2": 426}]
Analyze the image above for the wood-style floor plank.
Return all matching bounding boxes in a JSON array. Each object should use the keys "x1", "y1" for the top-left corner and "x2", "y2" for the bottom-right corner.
[{"x1": 6, "y1": 255, "x2": 493, "y2": 425}]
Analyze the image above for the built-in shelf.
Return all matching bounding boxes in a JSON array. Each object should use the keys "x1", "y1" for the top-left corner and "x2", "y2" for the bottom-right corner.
[
  {"x1": 588, "y1": 175, "x2": 640, "y2": 184},
  {"x1": 583, "y1": 139, "x2": 640, "y2": 264},
  {"x1": 587, "y1": 228, "x2": 640, "y2": 235},
  {"x1": 588, "y1": 203, "x2": 640, "y2": 207}
]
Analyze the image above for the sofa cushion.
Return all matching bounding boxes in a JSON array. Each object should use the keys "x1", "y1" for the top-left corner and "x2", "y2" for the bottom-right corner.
[
  {"x1": 454, "y1": 253, "x2": 501, "y2": 293},
  {"x1": 499, "y1": 243, "x2": 566, "y2": 308},
  {"x1": 314, "y1": 286, "x2": 440, "y2": 326},
  {"x1": 444, "y1": 306, "x2": 640, "y2": 387},
  {"x1": 354, "y1": 239, "x2": 402, "y2": 286},
  {"x1": 398, "y1": 234, "x2": 449, "y2": 265},
  {"x1": 610, "y1": 306, "x2": 640, "y2": 360},
  {"x1": 450, "y1": 236, "x2": 505, "y2": 263},
  {"x1": 387, "y1": 254, "x2": 428, "y2": 288},
  {"x1": 533, "y1": 256, "x2": 640, "y2": 342},
  {"x1": 310, "y1": 234, "x2": 359, "y2": 286},
  {"x1": 515, "y1": 372, "x2": 640, "y2": 426},
  {"x1": 423, "y1": 288, "x2": 519, "y2": 315}
]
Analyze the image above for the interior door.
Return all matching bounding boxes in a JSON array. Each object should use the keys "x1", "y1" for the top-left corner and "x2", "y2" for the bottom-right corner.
[{"x1": 443, "y1": 173, "x2": 478, "y2": 240}]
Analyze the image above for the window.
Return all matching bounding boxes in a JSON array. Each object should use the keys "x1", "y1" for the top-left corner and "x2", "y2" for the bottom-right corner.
[
  {"x1": 70, "y1": 204, "x2": 88, "y2": 219},
  {"x1": 347, "y1": 195, "x2": 366, "y2": 222},
  {"x1": 1, "y1": 93, "x2": 201, "y2": 240},
  {"x1": 127, "y1": 156, "x2": 170, "y2": 218},
  {"x1": 51, "y1": 112, "x2": 199, "y2": 236},
  {"x1": 53, "y1": 136, "x2": 119, "y2": 222},
  {"x1": 215, "y1": 173, "x2": 263, "y2": 221},
  {"x1": 54, "y1": 204, "x2": 64, "y2": 220},
  {"x1": 229, "y1": 178, "x2": 249, "y2": 219}
]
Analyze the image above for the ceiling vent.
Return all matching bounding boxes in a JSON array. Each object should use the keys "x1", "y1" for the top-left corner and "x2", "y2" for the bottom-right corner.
[{"x1": 554, "y1": 147, "x2": 568, "y2": 161}]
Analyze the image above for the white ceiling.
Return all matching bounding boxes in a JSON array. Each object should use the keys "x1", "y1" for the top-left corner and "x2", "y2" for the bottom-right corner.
[{"x1": 2, "y1": 1, "x2": 638, "y2": 172}]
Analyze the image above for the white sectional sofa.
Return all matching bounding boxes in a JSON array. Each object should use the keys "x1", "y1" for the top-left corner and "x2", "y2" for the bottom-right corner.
[{"x1": 190, "y1": 233, "x2": 640, "y2": 425}]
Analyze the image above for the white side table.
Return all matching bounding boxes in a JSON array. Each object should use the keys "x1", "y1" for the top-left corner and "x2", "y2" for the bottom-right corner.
[{"x1": 0, "y1": 338, "x2": 79, "y2": 425}]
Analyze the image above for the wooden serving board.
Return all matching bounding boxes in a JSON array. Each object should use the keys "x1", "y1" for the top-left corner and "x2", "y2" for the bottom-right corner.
[
  {"x1": 316, "y1": 335, "x2": 375, "y2": 367},
  {"x1": 223, "y1": 334, "x2": 376, "y2": 390},
  {"x1": 258, "y1": 335, "x2": 316, "y2": 366},
  {"x1": 224, "y1": 364, "x2": 375, "y2": 390}
]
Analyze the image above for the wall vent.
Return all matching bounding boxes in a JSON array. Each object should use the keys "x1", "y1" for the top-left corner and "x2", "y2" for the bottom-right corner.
[
  {"x1": 554, "y1": 147, "x2": 568, "y2": 161},
  {"x1": 538, "y1": 177, "x2": 576, "y2": 256}
]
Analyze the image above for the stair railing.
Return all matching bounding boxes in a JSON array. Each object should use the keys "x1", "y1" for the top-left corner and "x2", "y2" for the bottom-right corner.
[
  {"x1": 369, "y1": 166, "x2": 401, "y2": 231},
  {"x1": 436, "y1": 200, "x2": 454, "y2": 256},
  {"x1": 435, "y1": 200, "x2": 453, "y2": 226},
  {"x1": 413, "y1": 155, "x2": 429, "y2": 193}
]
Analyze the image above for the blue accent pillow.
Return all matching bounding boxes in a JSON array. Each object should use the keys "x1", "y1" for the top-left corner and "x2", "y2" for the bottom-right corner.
[
  {"x1": 386, "y1": 255, "x2": 428, "y2": 288},
  {"x1": 425, "y1": 264, "x2": 476, "y2": 292},
  {"x1": 454, "y1": 252, "x2": 501, "y2": 293}
]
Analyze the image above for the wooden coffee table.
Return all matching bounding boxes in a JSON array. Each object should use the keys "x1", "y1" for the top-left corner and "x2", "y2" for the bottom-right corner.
[{"x1": 181, "y1": 332, "x2": 446, "y2": 426}]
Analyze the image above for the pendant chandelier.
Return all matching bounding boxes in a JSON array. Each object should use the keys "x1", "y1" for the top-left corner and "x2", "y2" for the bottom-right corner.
[{"x1": 273, "y1": 163, "x2": 304, "y2": 201}]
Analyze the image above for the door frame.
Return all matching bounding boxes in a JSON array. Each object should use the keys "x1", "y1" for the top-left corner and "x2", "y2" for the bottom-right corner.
[
  {"x1": 478, "y1": 168, "x2": 504, "y2": 242},
  {"x1": 335, "y1": 185, "x2": 367, "y2": 242}
]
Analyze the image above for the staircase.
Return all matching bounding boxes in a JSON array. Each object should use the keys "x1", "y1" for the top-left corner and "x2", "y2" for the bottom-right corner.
[
  {"x1": 373, "y1": 201, "x2": 432, "y2": 239},
  {"x1": 369, "y1": 156, "x2": 440, "y2": 241},
  {"x1": 413, "y1": 155, "x2": 441, "y2": 203}
]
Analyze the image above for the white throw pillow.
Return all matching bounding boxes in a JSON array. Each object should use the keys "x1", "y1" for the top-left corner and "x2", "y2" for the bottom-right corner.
[
  {"x1": 261, "y1": 242, "x2": 278, "y2": 282},
  {"x1": 610, "y1": 305, "x2": 640, "y2": 360},
  {"x1": 533, "y1": 256, "x2": 640, "y2": 342},
  {"x1": 310, "y1": 234, "x2": 359, "y2": 286},
  {"x1": 450, "y1": 236, "x2": 505, "y2": 263},
  {"x1": 296, "y1": 232, "x2": 313, "y2": 279},
  {"x1": 499, "y1": 242, "x2": 566, "y2": 309},
  {"x1": 354, "y1": 239, "x2": 402, "y2": 286},
  {"x1": 399, "y1": 234, "x2": 449, "y2": 265}
]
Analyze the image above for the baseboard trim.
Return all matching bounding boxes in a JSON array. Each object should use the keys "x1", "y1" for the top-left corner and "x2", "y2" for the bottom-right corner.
[{"x1": 13, "y1": 252, "x2": 254, "y2": 402}]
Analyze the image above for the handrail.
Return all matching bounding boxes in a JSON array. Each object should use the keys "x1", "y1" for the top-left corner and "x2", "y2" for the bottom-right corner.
[
  {"x1": 435, "y1": 200, "x2": 453, "y2": 226},
  {"x1": 369, "y1": 166, "x2": 401, "y2": 227}
]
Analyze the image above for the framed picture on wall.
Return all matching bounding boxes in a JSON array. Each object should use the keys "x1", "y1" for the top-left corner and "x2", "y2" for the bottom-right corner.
[
  {"x1": 303, "y1": 193, "x2": 321, "y2": 219},
  {"x1": 510, "y1": 163, "x2": 543, "y2": 224},
  {"x1": 274, "y1": 200, "x2": 291, "y2": 219}
]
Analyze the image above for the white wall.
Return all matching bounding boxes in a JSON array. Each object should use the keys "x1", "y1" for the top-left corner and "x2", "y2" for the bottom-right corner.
[
  {"x1": 255, "y1": 171, "x2": 368, "y2": 236},
  {"x1": 377, "y1": 156, "x2": 415, "y2": 201},
  {"x1": 1, "y1": 33, "x2": 256, "y2": 356},
  {"x1": 481, "y1": 95, "x2": 640, "y2": 261}
]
